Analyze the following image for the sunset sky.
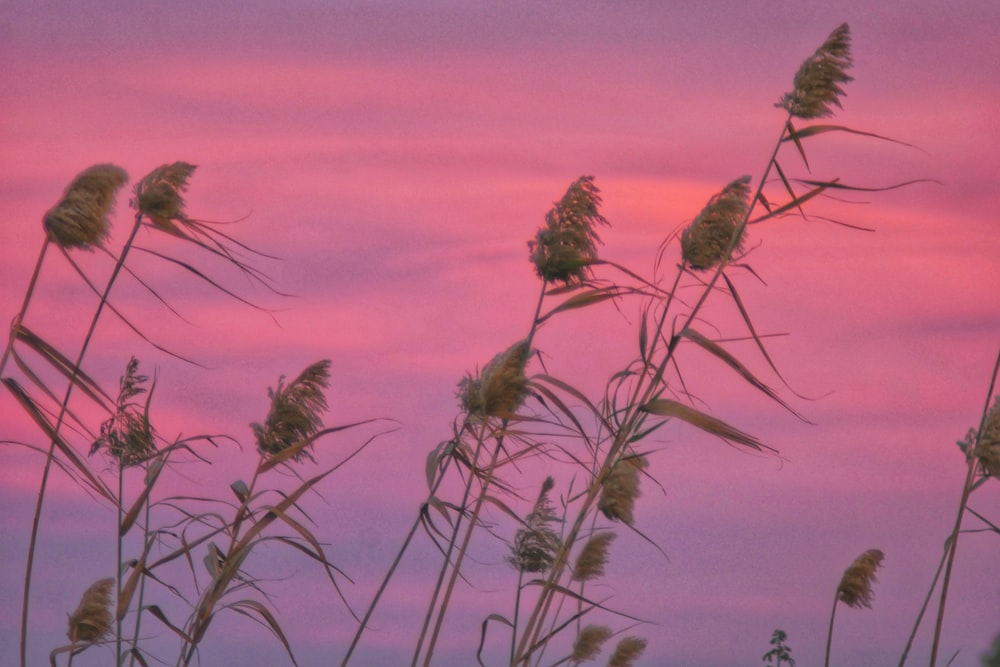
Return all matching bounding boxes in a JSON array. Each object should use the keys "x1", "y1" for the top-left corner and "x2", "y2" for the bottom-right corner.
[{"x1": 2, "y1": 1, "x2": 999, "y2": 666}]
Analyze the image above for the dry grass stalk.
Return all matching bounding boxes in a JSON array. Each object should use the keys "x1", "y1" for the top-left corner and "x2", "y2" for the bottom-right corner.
[
  {"x1": 509, "y1": 477, "x2": 561, "y2": 573},
  {"x1": 570, "y1": 624, "x2": 613, "y2": 664},
  {"x1": 43, "y1": 164, "x2": 128, "y2": 250},
  {"x1": 571, "y1": 531, "x2": 616, "y2": 582},
  {"x1": 528, "y1": 176, "x2": 609, "y2": 284},
  {"x1": 67, "y1": 577, "x2": 114, "y2": 643},
  {"x1": 458, "y1": 340, "x2": 530, "y2": 418},
  {"x1": 598, "y1": 455, "x2": 648, "y2": 525},
  {"x1": 975, "y1": 396, "x2": 1000, "y2": 477},
  {"x1": 607, "y1": 636, "x2": 647, "y2": 667},
  {"x1": 252, "y1": 360, "x2": 331, "y2": 461},
  {"x1": 680, "y1": 176, "x2": 751, "y2": 270},
  {"x1": 836, "y1": 548, "x2": 884, "y2": 609},
  {"x1": 134, "y1": 161, "x2": 197, "y2": 230},
  {"x1": 779, "y1": 23, "x2": 853, "y2": 119}
]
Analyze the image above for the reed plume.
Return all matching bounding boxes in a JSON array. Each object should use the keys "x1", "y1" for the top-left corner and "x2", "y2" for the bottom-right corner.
[
  {"x1": 67, "y1": 577, "x2": 114, "y2": 643},
  {"x1": 90, "y1": 357, "x2": 156, "y2": 467},
  {"x1": 570, "y1": 624, "x2": 613, "y2": 664},
  {"x1": 509, "y1": 477, "x2": 561, "y2": 573},
  {"x1": 571, "y1": 532, "x2": 615, "y2": 582},
  {"x1": 680, "y1": 176, "x2": 751, "y2": 270},
  {"x1": 134, "y1": 161, "x2": 197, "y2": 231},
  {"x1": 825, "y1": 548, "x2": 883, "y2": 666},
  {"x1": 458, "y1": 340, "x2": 531, "y2": 418},
  {"x1": 252, "y1": 360, "x2": 331, "y2": 461},
  {"x1": 43, "y1": 164, "x2": 128, "y2": 250},
  {"x1": 598, "y1": 456, "x2": 648, "y2": 525},
  {"x1": 607, "y1": 636, "x2": 647, "y2": 667},
  {"x1": 528, "y1": 176, "x2": 609, "y2": 284},
  {"x1": 975, "y1": 396, "x2": 1000, "y2": 477},
  {"x1": 779, "y1": 23, "x2": 853, "y2": 119}
]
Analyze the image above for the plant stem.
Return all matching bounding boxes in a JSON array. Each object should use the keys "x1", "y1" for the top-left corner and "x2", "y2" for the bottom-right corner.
[
  {"x1": 824, "y1": 594, "x2": 839, "y2": 667},
  {"x1": 20, "y1": 216, "x2": 144, "y2": 667}
]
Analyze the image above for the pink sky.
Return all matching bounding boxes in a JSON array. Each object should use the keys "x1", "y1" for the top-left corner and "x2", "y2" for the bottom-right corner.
[{"x1": 2, "y1": 2, "x2": 999, "y2": 666}]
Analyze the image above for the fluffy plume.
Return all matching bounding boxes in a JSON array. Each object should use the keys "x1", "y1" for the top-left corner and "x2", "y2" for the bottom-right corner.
[
  {"x1": 779, "y1": 23, "x2": 853, "y2": 119},
  {"x1": 570, "y1": 624, "x2": 613, "y2": 664},
  {"x1": 43, "y1": 164, "x2": 128, "y2": 250},
  {"x1": 975, "y1": 396, "x2": 1000, "y2": 477},
  {"x1": 134, "y1": 161, "x2": 197, "y2": 232},
  {"x1": 67, "y1": 577, "x2": 114, "y2": 643},
  {"x1": 681, "y1": 176, "x2": 751, "y2": 270},
  {"x1": 598, "y1": 455, "x2": 648, "y2": 525},
  {"x1": 91, "y1": 357, "x2": 156, "y2": 467},
  {"x1": 252, "y1": 360, "x2": 331, "y2": 461},
  {"x1": 528, "y1": 176, "x2": 609, "y2": 284},
  {"x1": 607, "y1": 636, "x2": 647, "y2": 667},
  {"x1": 458, "y1": 340, "x2": 531, "y2": 418},
  {"x1": 836, "y1": 549, "x2": 884, "y2": 609},
  {"x1": 572, "y1": 531, "x2": 616, "y2": 582},
  {"x1": 508, "y1": 477, "x2": 561, "y2": 573}
]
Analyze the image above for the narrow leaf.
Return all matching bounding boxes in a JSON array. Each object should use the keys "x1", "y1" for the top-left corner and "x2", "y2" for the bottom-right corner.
[{"x1": 640, "y1": 398, "x2": 774, "y2": 452}]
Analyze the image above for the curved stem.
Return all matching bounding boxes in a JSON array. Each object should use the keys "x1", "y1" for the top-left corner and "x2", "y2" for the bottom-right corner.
[
  {"x1": 21, "y1": 217, "x2": 144, "y2": 667},
  {"x1": 824, "y1": 595, "x2": 838, "y2": 667}
]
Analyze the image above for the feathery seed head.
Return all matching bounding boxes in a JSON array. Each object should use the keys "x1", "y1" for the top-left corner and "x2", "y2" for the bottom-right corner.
[
  {"x1": 90, "y1": 357, "x2": 156, "y2": 467},
  {"x1": 836, "y1": 548, "x2": 884, "y2": 609},
  {"x1": 607, "y1": 636, "x2": 647, "y2": 667},
  {"x1": 598, "y1": 455, "x2": 648, "y2": 525},
  {"x1": 779, "y1": 23, "x2": 853, "y2": 119},
  {"x1": 974, "y1": 396, "x2": 1000, "y2": 478},
  {"x1": 570, "y1": 624, "x2": 613, "y2": 664},
  {"x1": 458, "y1": 340, "x2": 531, "y2": 418},
  {"x1": 528, "y1": 176, "x2": 609, "y2": 284},
  {"x1": 135, "y1": 161, "x2": 197, "y2": 230},
  {"x1": 572, "y1": 531, "x2": 616, "y2": 582},
  {"x1": 43, "y1": 164, "x2": 128, "y2": 250},
  {"x1": 680, "y1": 176, "x2": 751, "y2": 270},
  {"x1": 508, "y1": 476, "x2": 561, "y2": 573},
  {"x1": 67, "y1": 577, "x2": 114, "y2": 643},
  {"x1": 251, "y1": 360, "x2": 330, "y2": 462}
]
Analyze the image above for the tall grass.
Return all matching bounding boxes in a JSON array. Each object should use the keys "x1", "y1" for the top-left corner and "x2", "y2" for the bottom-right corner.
[{"x1": 2, "y1": 21, "x2": 994, "y2": 667}]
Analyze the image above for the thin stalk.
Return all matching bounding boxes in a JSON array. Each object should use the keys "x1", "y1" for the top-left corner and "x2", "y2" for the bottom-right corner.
[
  {"x1": 127, "y1": 487, "x2": 155, "y2": 667},
  {"x1": 928, "y1": 348, "x2": 1000, "y2": 667},
  {"x1": 897, "y1": 537, "x2": 951, "y2": 666},
  {"x1": 20, "y1": 215, "x2": 145, "y2": 667},
  {"x1": 511, "y1": 569, "x2": 524, "y2": 666},
  {"x1": 824, "y1": 594, "x2": 839, "y2": 667},
  {"x1": 116, "y1": 467, "x2": 125, "y2": 665},
  {"x1": 0, "y1": 239, "x2": 49, "y2": 380}
]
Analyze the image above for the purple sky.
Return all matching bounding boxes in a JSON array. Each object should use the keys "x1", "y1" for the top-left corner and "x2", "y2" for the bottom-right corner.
[{"x1": 2, "y1": 2, "x2": 999, "y2": 666}]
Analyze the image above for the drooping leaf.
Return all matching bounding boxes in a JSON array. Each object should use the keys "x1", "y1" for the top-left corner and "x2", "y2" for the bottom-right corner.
[{"x1": 640, "y1": 398, "x2": 774, "y2": 452}]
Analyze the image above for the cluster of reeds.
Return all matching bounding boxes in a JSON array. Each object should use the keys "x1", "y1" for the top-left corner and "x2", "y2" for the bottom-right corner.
[
  {"x1": 339, "y1": 22, "x2": 949, "y2": 667},
  {"x1": 2, "y1": 164, "x2": 371, "y2": 666}
]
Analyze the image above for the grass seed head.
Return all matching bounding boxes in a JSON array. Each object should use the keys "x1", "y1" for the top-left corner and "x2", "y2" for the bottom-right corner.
[
  {"x1": 135, "y1": 161, "x2": 197, "y2": 230},
  {"x1": 836, "y1": 548, "x2": 884, "y2": 609},
  {"x1": 975, "y1": 396, "x2": 1000, "y2": 478},
  {"x1": 508, "y1": 476, "x2": 561, "y2": 573},
  {"x1": 252, "y1": 360, "x2": 331, "y2": 462},
  {"x1": 458, "y1": 340, "x2": 531, "y2": 418},
  {"x1": 67, "y1": 577, "x2": 114, "y2": 643},
  {"x1": 572, "y1": 531, "x2": 616, "y2": 582},
  {"x1": 598, "y1": 455, "x2": 648, "y2": 525},
  {"x1": 680, "y1": 176, "x2": 751, "y2": 270},
  {"x1": 43, "y1": 164, "x2": 128, "y2": 250},
  {"x1": 570, "y1": 624, "x2": 613, "y2": 664},
  {"x1": 607, "y1": 636, "x2": 647, "y2": 667},
  {"x1": 779, "y1": 23, "x2": 853, "y2": 119},
  {"x1": 528, "y1": 176, "x2": 609, "y2": 284}
]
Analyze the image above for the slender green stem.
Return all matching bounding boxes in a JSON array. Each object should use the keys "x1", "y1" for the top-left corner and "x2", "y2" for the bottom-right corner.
[
  {"x1": 20, "y1": 216, "x2": 144, "y2": 667},
  {"x1": 0, "y1": 239, "x2": 49, "y2": 381}
]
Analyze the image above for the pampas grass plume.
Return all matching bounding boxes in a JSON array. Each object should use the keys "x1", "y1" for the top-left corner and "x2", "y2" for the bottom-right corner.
[
  {"x1": 607, "y1": 636, "x2": 647, "y2": 667},
  {"x1": 528, "y1": 176, "x2": 609, "y2": 284},
  {"x1": 836, "y1": 549, "x2": 884, "y2": 609},
  {"x1": 252, "y1": 360, "x2": 331, "y2": 461},
  {"x1": 975, "y1": 396, "x2": 1000, "y2": 477},
  {"x1": 67, "y1": 577, "x2": 114, "y2": 643},
  {"x1": 135, "y1": 161, "x2": 197, "y2": 230},
  {"x1": 570, "y1": 624, "x2": 613, "y2": 664},
  {"x1": 680, "y1": 176, "x2": 751, "y2": 271},
  {"x1": 598, "y1": 455, "x2": 648, "y2": 525},
  {"x1": 458, "y1": 340, "x2": 530, "y2": 418},
  {"x1": 572, "y1": 531, "x2": 616, "y2": 582},
  {"x1": 43, "y1": 164, "x2": 128, "y2": 250},
  {"x1": 779, "y1": 23, "x2": 853, "y2": 119}
]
